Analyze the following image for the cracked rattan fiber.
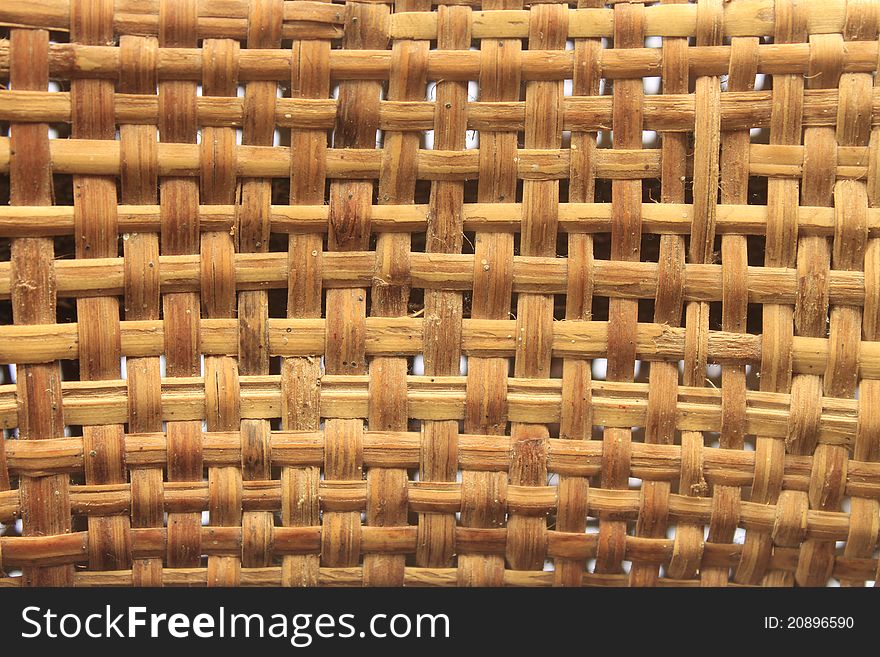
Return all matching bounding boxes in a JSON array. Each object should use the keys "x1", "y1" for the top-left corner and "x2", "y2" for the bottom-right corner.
[{"x1": 0, "y1": 0, "x2": 879, "y2": 587}]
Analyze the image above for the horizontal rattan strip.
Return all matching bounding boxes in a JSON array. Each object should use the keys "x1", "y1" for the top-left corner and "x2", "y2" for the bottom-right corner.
[
  {"x1": 0, "y1": 0, "x2": 343, "y2": 38},
  {"x1": 0, "y1": 0, "x2": 856, "y2": 41},
  {"x1": 391, "y1": 2, "x2": 846, "y2": 39},
  {"x1": 1, "y1": 559, "x2": 875, "y2": 587},
  {"x1": 0, "y1": 255, "x2": 868, "y2": 305},
  {"x1": 2, "y1": 89, "x2": 879, "y2": 134},
  {"x1": 1, "y1": 203, "x2": 874, "y2": 239},
  {"x1": 0, "y1": 139, "x2": 869, "y2": 180},
  {"x1": 2, "y1": 318, "x2": 879, "y2": 378},
  {"x1": 0, "y1": 375, "x2": 865, "y2": 442},
  {"x1": 1, "y1": 41, "x2": 878, "y2": 83},
  {"x1": 0, "y1": 486, "x2": 865, "y2": 546},
  {"x1": 2, "y1": 433, "x2": 877, "y2": 497},
  {"x1": 0, "y1": 517, "x2": 876, "y2": 583},
  {"x1": 0, "y1": 529, "x2": 870, "y2": 577}
]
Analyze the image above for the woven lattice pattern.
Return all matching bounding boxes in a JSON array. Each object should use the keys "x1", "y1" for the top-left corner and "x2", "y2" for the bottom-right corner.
[{"x1": 0, "y1": 0, "x2": 878, "y2": 587}]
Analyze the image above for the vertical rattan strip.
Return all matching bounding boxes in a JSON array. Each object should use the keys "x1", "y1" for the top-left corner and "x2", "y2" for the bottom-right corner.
[
  {"x1": 668, "y1": 0, "x2": 721, "y2": 581},
  {"x1": 796, "y1": 3, "x2": 876, "y2": 584},
  {"x1": 418, "y1": 3, "x2": 470, "y2": 572},
  {"x1": 120, "y1": 33, "x2": 163, "y2": 586},
  {"x1": 282, "y1": 1, "x2": 332, "y2": 588},
  {"x1": 322, "y1": 0, "x2": 390, "y2": 574},
  {"x1": 633, "y1": 0, "x2": 687, "y2": 588},
  {"x1": 460, "y1": 0, "x2": 520, "y2": 587},
  {"x1": 702, "y1": 34, "x2": 758, "y2": 587},
  {"x1": 845, "y1": 0, "x2": 880, "y2": 588},
  {"x1": 70, "y1": 0, "x2": 130, "y2": 574},
  {"x1": 237, "y1": 0, "x2": 283, "y2": 579},
  {"x1": 506, "y1": 2, "x2": 567, "y2": 575},
  {"x1": 735, "y1": 0, "x2": 805, "y2": 587},
  {"x1": 159, "y1": 0, "x2": 203, "y2": 572},
  {"x1": 596, "y1": 0, "x2": 644, "y2": 577},
  {"x1": 9, "y1": 27, "x2": 73, "y2": 587},
  {"x1": 201, "y1": 30, "x2": 242, "y2": 587},
  {"x1": 555, "y1": 0, "x2": 600, "y2": 588},
  {"x1": 782, "y1": 29, "x2": 842, "y2": 586},
  {"x1": 366, "y1": 0, "x2": 428, "y2": 586}
]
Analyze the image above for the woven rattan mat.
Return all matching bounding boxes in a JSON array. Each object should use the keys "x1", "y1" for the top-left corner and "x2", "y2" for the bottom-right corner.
[{"x1": 0, "y1": 0, "x2": 878, "y2": 587}]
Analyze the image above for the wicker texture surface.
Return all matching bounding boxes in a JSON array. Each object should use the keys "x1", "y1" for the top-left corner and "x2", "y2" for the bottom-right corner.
[{"x1": 0, "y1": 0, "x2": 878, "y2": 587}]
